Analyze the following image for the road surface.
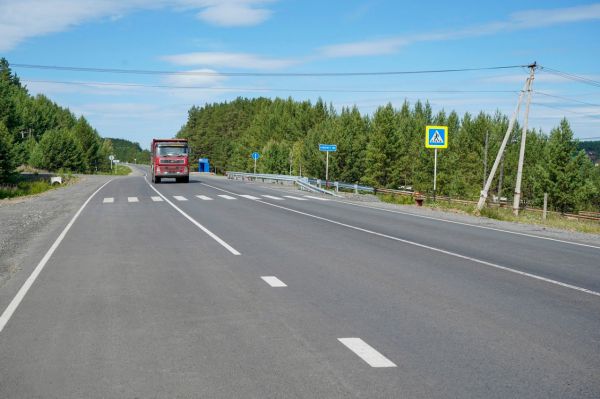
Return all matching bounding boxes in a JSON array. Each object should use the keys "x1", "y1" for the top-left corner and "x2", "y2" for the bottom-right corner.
[{"x1": 1, "y1": 167, "x2": 599, "y2": 398}]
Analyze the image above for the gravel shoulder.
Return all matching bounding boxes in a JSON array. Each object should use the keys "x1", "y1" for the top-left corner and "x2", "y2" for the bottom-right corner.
[
  {"x1": 0, "y1": 175, "x2": 113, "y2": 288},
  {"x1": 219, "y1": 176, "x2": 600, "y2": 247}
]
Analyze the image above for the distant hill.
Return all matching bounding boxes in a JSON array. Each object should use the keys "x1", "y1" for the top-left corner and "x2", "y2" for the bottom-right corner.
[
  {"x1": 104, "y1": 138, "x2": 151, "y2": 164},
  {"x1": 578, "y1": 140, "x2": 600, "y2": 164}
]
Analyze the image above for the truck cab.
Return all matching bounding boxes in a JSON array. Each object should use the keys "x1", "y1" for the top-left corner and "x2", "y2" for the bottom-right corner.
[{"x1": 151, "y1": 139, "x2": 190, "y2": 183}]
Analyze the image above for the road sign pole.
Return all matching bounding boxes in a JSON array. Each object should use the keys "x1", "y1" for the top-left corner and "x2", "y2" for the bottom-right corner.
[
  {"x1": 254, "y1": 158, "x2": 257, "y2": 175},
  {"x1": 433, "y1": 148, "x2": 437, "y2": 201},
  {"x1": 325, "y1": 151, "x2": 329, "y2": 185}
]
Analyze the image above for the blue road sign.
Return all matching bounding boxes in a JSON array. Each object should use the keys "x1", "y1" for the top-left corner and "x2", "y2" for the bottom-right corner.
[
  {"x1": 251, "y1": 152, "x2": 260, "y2": 160},
  {"x1": 319, "y1": 144, "x2": 337, "y2": 152},
  {"x1": 425, "y1": 126, "x2": 448, "y2": 149}
]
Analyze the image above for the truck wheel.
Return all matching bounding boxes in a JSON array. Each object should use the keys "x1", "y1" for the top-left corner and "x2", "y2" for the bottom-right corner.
[
  {"x1": 155, "y1": 176, "x2": 161, "y2": 183},
  {"x1": 183, "y1": 176, "x2": 189, "y2": 183}
]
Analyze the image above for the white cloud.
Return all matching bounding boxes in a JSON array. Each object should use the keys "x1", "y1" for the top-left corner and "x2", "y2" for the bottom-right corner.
[
  {"x1": 163, "y1": 68, "x2": 227, "y2": 86},
  {"x1": 162, "y1": 51, "x2": 298, "y2": 70},
  {"x1": 0, "y1": 0, "x2": 276, "y2": 51},
  {"x1": 194, "y1": 0, "x2": 274, "y2": 27},
  {"x1": 320, "y1": 3, "x2": 600, "y2": 58}
]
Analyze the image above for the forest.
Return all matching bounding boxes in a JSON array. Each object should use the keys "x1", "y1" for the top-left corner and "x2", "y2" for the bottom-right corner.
[
  {"x1": 0, "y1": 59, "x2": 146, "y2": 184},
  {"x1": 177, "y1": 97, "x2": 600, "y2": 213}
]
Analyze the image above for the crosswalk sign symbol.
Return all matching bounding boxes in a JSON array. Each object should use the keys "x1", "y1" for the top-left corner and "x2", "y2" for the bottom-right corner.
[{"x1": 425, "y1": 125, "x2": 448, "y2": 149}]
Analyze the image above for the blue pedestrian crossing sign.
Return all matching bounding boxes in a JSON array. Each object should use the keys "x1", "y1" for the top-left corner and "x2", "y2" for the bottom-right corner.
[
  {"x1": 251, "y1": 152, "x2": 260, "y2": 160},
  {"x1": 425, "y1": 126, "x2": 448, "y2": 149}
]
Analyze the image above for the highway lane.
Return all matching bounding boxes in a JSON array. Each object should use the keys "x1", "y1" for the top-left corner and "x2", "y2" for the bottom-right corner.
[
  {"x1": 0, "y1": 170, "x2": 599, "y2": 398},
  {"x1": 166, "y1": 172, "x2": 600, "y2": 293},
  {"x1": 146, "y1": 171, "x2": 600, "y2": 397}
]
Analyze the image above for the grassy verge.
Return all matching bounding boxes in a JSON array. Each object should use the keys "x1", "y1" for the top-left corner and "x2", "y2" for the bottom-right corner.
[
  {"x1": 96, "y1": 164, "x2": 131, "y2": 176},
  {"x1": 378, "y1": 195, "x2": 600, "y2": 234},
  {"x1": 0, "y1": 177, "x2": 74, "y2": 200}
]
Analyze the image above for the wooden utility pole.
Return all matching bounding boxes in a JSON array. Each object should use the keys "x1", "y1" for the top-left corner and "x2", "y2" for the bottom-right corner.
[
  {"x1": 476, "y1": 75, "x2": 529, "y2": 211},
  {"x1": 483, "y1": 130, "x2": 489, "y2": 189},
  {"x1": 512, "y1": 63, "x2": 536, "y2": 216}
]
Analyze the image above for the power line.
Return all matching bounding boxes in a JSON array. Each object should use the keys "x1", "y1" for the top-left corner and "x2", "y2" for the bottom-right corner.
[
  {"x1": 532, "y1": 102, "x2": 600, "y2": 119},
  {"x1": 12, "y1": 63, "x2": 528, "y2": 77},
  {"x1": 21, "y1": 78, "x2": 519, "y2": 94},
  {"x1": 535, "y1": 91, "x2": 600, "y2": 107},
  {"x1": 539, "y1": 67, "x2": 600, "y2": 88}
]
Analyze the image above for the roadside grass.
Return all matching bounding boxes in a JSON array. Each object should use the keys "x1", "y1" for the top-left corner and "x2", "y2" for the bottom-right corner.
[
  {"x1": 96, "y1": 164, "x2": 131, "y2": 176},
  {"x1": 0, "y1": 178, "x2": 69, "y2": 199},
  {"x1": 378, "y1": 195, "x2": 600, "y2": 235}
]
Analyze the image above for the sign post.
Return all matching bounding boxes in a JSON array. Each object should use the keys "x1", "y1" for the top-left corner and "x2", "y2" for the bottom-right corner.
[
  {"x1": 319, "y1": 144, "x2": 337, "y2": 186},
  {"x1": 109, "y1": 154, "x2": 115, "y2": 172},
  {"x1": 251, "y1": 152, "x2": 260, "y2": 174},
  {"x1": 425, "y1": 126, "x2": 448, "y2": 201}
]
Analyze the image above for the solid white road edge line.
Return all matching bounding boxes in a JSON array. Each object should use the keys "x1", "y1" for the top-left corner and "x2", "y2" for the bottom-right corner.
[
  {"x1": 338, "y1": 338, "x2": 397, "y2": 368},
  {"x1": 146, "y1": 182, "x2": 240, "y2": 255},
  {"x1": 332, "y1": 199, "x2": 600, "y2": 250},
  {"x1": 261, "y1": 276, "x2": 287, "y2": 287},
  {"x1": 0, "y1": 179, "x2": 114, "y2": 334},
  {"x1": 200, "y1": 182, "x2": 600, "y2": 298}
]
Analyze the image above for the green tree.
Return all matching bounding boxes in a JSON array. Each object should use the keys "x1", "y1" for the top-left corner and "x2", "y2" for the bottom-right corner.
[
  {"x1": 30, "y1": 128, "x2": 84, "y2": 172},
  {"x1": 0, "y1": 122, "x2": 16, "y2": 182}
]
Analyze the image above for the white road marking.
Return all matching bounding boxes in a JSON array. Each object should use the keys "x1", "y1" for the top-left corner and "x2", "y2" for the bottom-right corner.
[
  {"x1": 338, "y1": 338, "x2": 397, "y2": 368},
  {"x1": 196, "y1": 195, "x2": 213, "y2": 201},
  {"x1": 146, "y1": 182, "x2": 240, "y2": 255},
  {"x1": 333, "y1": 199, "x2": 600, "y2": 250},
  {"x1": 103, "y1": 197, "x2": 114, "y2": 203},
  {"x1": 304, "y1": 195, "x2": 330, "y2": 201},
  {"x1": 261, "y1": 276, "x2": 287, "y2": 287},
  {"x1": 151, "y1": 196, "x2": 163, "y2": 202},
  {"x1": 0, "y1": 179, "x2": 114, "y2": 334},
  {"x1": 199, "y1": 182, "x2": 600, "y2": 298},
  {"x1": 127, "y1": 197, "x2": 139, "y2": 203},
  {"x1": 218, "y1": 195, "x2": 237, "y2": 200},
  {"x1": 239, "y1": 194, "x2": 260, "y2": 200},
  {"x1": 262, "y1": 195, "x2": 284, "y2": 200},
  {"x1": 283, "y1": 195, "x2": 307, "y2": 201},
  {"x1": 173, "y1": 195, "x2": 188, "y2": 201}
]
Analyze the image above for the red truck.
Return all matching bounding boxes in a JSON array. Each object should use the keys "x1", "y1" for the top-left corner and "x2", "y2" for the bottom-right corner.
[{"x1": 151, "y1": 138, "x2": 190, "y2": 183}]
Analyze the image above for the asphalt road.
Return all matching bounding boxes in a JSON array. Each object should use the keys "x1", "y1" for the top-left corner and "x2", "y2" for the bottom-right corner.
[{"x1": 1, "y1": 166, "x2": 599, "y2": 398}]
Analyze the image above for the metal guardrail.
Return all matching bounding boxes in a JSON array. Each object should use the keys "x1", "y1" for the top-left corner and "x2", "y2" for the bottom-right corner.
[{"x1": 226, "y1": 172, "x2": 372, "y2": 197}]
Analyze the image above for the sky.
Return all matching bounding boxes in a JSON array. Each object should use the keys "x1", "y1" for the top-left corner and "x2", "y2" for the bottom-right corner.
[{"x1": 1, "y1": 0, "x2": 599, "y2": 148}]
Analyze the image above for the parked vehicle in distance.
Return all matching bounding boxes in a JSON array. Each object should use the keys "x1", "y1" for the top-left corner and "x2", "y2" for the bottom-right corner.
[{"x1": 150, "y1": 138, "x2": 190, "y2": 183}]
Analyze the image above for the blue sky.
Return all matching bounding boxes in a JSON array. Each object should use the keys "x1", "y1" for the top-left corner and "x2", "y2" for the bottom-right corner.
[{"x1": 1, "y1": 0, "x2": 599, "y2": 148}]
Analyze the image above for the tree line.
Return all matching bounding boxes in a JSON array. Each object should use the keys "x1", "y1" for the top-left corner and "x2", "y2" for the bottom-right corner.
[
  {"x1": 0, "y1": 59, "x2": 144, "y2": 183},
  {"x1": 177, "y1": 97, "x2": 600, "y2": 213}
]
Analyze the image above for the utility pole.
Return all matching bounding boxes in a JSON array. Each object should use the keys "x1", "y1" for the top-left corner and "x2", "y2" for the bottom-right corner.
[
  {"x1": 477, "y1": 74, "x2": 529, "y2": 211},
  {"x1": 483, "y1": 130, "x2": 489, "y2": 189},
  {"x1": 497, "y1": 155, "x2": 504, "y2": 201},
  {"x1": 512, "y1": 62, "x2": 536, "y2": 216}
]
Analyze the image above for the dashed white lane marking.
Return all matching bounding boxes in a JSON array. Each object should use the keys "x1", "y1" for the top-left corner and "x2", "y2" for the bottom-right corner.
[
  {"x1": 196, "y1": 195, "x2": 213, "y2": 201},
  {"x1": 0, "y1": 179, "x2": 114, "y2": 334},
  {"x1": 127, "y1": 197, "x2": 139, "y2": 203},
  {"x1": 304, "y1": 195, "x2": 330, "y2": 201},
  {"x1": 218, "y1": 195, "x2": 237, "y2": 200},
  {"x1": 173, "y1": 195, "x2": 188, "y2": 201},
  {"x1": 262, "y1": 195, "x2": 284, "y2": 200},
  {"x1": 103, "y1": 197, "x2": 114, "y2": 203},
  {"x1": 283, "y1": 195, "x2": 307, "y2": 201},
  {"x1": 338, "y1": 338, "x2": 397, "y2": 368},
  {"x1": 239, "y1": 194, "x2": 260, "y2": 200},
  {"x1": 199, "y1": 182, "x2": 600, "y2": 298},
  {"x1": 151, "y1": 196, "x2": 163, "y2": 202},
  {"x1": 146, "y1": 182, "x2": 241, "y2": 256},
  {"x1": 261, "y1": 276, "x2": 287, "y2": 287}
]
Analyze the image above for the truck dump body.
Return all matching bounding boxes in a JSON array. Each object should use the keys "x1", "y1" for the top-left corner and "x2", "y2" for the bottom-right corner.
[{"x1": 151, "y1": 139, "x2": 190, "y2": 183}]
